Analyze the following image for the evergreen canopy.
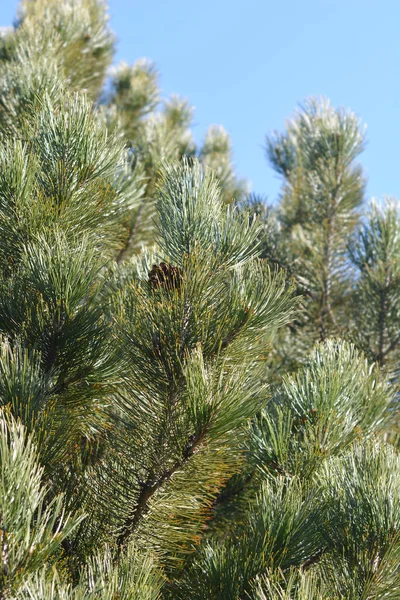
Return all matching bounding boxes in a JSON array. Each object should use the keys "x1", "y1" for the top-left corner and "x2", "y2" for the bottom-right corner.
[{"x1": 1, "y1": 2, "x2": 400, "y2": 599}]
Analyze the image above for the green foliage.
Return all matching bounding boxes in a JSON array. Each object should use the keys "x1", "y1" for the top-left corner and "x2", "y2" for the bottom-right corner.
[
  {"x1": 318, "y1": 442, "x2": 400, "y2": 598},
  {"x1": 107, "y1": 59, "x2": 160, "y2": 143},
  {"x1": 14, "y1": 0, "x2": 113, "y2": 100},
  {"x1": 174, "y1": 478, "x2": 322, "y2": 599},
  {"x1": 250, "y1": 340, "x2": 391, "y2": 480},
  {"x1": 0, "y1": 93, "x2": 144, "y2": 268},
  {"x1": 106, "y1": 61, "x2": 247, "y2": 258},
  {"x1": 0, "y1": 0, "x2": 113, "y2": 140},
  {"x1": 250, "y1": 569, "x2": 330, "y2": 600},
  {"x1": 85, "y1": 159, "x2": 296, "y2": 564},
  {"x1": 1, "y1": 1, "x2": 400, "y2": 598},
  {"x1": 0, "y1": 411, "x2": 82, "y2": 597},
  {"x1": 263, "y1": 98, "x2": 367, "y2": 369},
  {"x1": 199, "y1": 125, "x2": 249, "y2": 204},
  {"x1": 349, "y1": 200, "x2": 400, "y2": 372},
  {"x1": 156, "y1": 159, "x2": 260, "y2": 267},
  {"x1": 16, "y1": 545, "x2": 164, "y2": 599}
]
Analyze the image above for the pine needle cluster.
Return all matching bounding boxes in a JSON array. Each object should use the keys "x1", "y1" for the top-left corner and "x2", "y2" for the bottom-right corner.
[{"x1": 1, "y1": 2, "x2": 400, "y2": 599}]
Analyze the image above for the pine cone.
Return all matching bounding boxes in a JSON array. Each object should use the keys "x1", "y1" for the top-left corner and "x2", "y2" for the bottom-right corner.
[{"x1": 148, "y1": 262, "x2": 183, "y2": 291}]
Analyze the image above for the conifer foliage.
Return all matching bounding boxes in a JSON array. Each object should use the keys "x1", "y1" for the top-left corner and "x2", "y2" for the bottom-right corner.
[{"x1": 1, "y1": 1, "x2": 400, "y2": 599}]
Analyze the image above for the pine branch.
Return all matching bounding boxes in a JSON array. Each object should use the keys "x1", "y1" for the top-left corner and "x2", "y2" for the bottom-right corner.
[
  {"x1": 116, "y1": 429, "x2": 204, "y2": 548},
  {"x1": 377, "y1": 286, "x2": 388, "y2": 365},
  {"x1": 116, "y1": 202, "x2": 144, "y2": 264}
]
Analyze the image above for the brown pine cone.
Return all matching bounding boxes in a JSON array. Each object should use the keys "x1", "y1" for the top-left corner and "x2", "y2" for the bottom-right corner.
[{"x1": 148, "y1": 262, "x2": 183, "y2": 291}]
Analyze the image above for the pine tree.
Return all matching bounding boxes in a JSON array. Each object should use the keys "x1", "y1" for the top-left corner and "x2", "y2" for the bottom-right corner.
[
  {"x1": 1, "y1": 1, "x2": 400, "y2": 599},
  {"x1": 258, "y1": 98, "x2": 366, "y2": 373},
  {"x1": 348, "y1": 199, "x2": 400, "y2": 374}
]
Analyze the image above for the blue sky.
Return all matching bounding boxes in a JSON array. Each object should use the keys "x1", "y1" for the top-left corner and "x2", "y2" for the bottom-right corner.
[{"x1": 1, "y1": 0, "x2": 399, "y2": 203}]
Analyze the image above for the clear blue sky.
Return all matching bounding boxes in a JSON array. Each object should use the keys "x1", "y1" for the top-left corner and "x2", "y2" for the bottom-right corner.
[{"x1": 1, "y1": 0, "x2": 399, "y2": 203}]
